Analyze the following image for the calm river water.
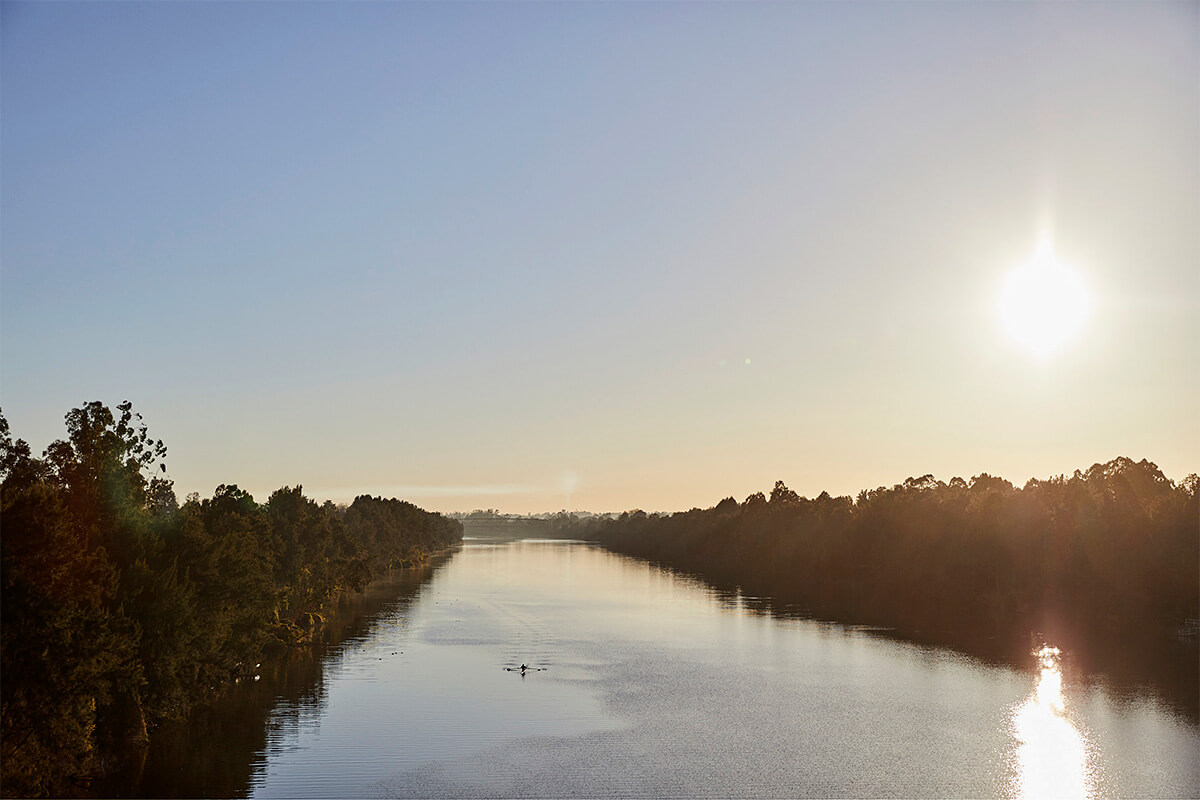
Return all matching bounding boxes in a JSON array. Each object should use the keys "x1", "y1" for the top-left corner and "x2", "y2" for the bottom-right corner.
[{"x1": 113, "y1": 537, "x2": 1198, "y2": 798}]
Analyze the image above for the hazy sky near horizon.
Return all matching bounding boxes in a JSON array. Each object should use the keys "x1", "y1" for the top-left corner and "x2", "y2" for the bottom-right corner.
[{"x1": 2, "y1": 2, "x2": 1196, "y2": 514}]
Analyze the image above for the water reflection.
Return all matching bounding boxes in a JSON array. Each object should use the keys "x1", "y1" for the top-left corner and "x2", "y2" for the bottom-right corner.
[
  {"x1": 1010, "y1": 645, "x2": 1096, "y2": 800},
  {"x1": 102, "y1": 542, "x2": 1198, "y2": 798},
  {"x1": 95, "y1": 559, "x2": 448, "y2": 798}
]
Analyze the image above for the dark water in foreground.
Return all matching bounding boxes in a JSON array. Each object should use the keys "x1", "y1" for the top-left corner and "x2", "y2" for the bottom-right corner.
[{"x1": 108, "y1": 539, "x2": 1198, "y2": 798}]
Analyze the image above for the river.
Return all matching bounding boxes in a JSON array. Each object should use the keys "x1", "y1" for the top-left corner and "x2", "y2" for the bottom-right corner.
[{"x1": 108, "y1": 536, "x2": 1199, "y2": 798}]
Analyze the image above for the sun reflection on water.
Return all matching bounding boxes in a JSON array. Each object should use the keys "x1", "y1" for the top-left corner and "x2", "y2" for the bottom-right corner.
[{"x1": 1009, "y1": 645, "x2": 1096, "y2": 800}]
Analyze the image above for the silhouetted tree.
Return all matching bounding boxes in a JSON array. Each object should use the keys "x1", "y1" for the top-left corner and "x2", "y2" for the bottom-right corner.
[{"x1": 584, "y1": 458, "x2": 1199, "y2": 649}]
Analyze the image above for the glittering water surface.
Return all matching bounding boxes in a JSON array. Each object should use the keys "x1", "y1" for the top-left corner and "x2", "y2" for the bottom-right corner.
[{"x1": 127, "y1": 539, "x2": 1200, "y2": 798}]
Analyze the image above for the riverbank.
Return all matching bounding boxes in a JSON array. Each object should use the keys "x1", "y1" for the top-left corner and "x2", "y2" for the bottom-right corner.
[
  {"x1": 557, "y1": 458, "x2": 1199, "y2": 719},
  {"x1": 1, "y1": 403, "x2": 465, "y2": 798},
  {"x1": 91, "y1": 554, "x2": 455, "y2": 798},
  {"x1": 94, "y1": 538, "x2": 1200, "y2": 799}
]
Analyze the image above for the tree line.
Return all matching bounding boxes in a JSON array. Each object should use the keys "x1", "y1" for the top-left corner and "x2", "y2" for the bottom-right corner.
[
  {"x1": 554, "y1": 458, "x2": 1198, "y2": 655},
  {"x1": 0, "y1": 402, "x2": 462, "y2": 797}
]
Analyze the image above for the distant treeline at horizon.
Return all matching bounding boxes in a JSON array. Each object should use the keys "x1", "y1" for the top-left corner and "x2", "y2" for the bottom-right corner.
[
  {"x1": 0, "y1": 402, "x2": 463, "y2": 798},
  {"x1": 552, "y1": 457, "x2": 1198, "y2": 650}
]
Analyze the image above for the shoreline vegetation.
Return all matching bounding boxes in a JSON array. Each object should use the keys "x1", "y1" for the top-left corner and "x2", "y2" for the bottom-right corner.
[
  {"x1": 550, "y1": 458, "x2": 1199, "y2": 712},
  {"x1": 0, "y1": 403, "x2": 463, "y2": 798},
  {"x1": 92, "y1": 557, "x2": 454, "y2": 799},
  {"x1": 3, "y1": 403, "x2": 1196, "y2": 796}
]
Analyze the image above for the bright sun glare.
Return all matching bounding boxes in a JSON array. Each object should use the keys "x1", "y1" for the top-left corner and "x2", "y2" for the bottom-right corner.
[
  {"x1": 998, "y1": 240, "x2": 1090, "y2": 359},
  {"x1": 1010, "y1": 645, "x2": 1095, "y2": 800}
]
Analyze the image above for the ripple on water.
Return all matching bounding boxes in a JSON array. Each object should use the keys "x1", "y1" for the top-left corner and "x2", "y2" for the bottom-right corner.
[{"x1": 236, "y1": 542, "x2": 1200, "y2": 800}]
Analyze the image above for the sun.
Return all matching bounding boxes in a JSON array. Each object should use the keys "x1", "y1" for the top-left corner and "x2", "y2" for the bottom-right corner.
[{"x1": 998, "y1": 239, "x2": 1089, "y2": 359}]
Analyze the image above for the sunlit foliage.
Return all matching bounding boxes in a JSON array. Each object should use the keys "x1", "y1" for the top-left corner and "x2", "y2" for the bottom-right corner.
[{"x1": 0, "y1": 403, "x2": 462, "y2": 797}]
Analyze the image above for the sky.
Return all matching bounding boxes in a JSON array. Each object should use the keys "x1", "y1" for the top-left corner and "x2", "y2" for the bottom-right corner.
[{"x1": 2, "y1": 2, "x2": 1196, "y2": 514}]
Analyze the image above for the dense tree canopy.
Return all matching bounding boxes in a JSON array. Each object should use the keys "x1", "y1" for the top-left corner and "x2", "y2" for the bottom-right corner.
[
  {"x1": 1, "y1": 403, "x2": 461, "y2": 797},
  {"x1": 557, "y1": 458, "x2": 1198, "y2": 650}
]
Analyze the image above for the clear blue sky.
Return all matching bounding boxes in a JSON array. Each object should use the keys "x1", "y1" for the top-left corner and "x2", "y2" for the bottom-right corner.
[{"x1": 3, "y1": 2, "x2": 1196, "y2": 513}]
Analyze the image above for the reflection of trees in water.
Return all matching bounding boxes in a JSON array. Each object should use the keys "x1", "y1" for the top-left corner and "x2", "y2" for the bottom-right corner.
[
  {"x1": 1, "y1": 403, "x2": 465, "y2": 796},
  {"x1": 96, "y1": 559, "x2": 450, "y2": 798},
  {"x1": 631, "y1": 554, "x2": 1199, "y2": 721},
  {"x1": 579, "y1": 460, "x2": 1199, "y2": 720}
]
